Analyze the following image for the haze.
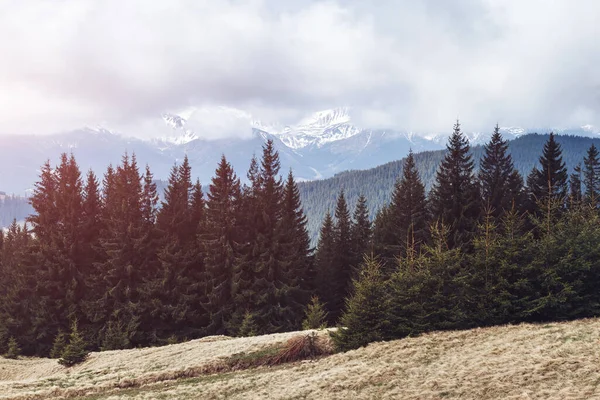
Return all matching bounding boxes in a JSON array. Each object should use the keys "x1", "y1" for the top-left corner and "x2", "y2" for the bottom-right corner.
[{"x1": 0, "y1": 0, "x2": 599, "y2": 138}]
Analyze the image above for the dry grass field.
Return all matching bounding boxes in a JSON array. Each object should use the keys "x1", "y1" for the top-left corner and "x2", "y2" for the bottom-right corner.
[{"x1": 3, "y1": 319, "x2": 600, "y2": 399}]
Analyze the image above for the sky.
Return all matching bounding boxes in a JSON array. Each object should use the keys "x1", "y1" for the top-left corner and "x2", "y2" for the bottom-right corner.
[{"x1": 0, "y1": 0, "x2": 599, "y2": 139}]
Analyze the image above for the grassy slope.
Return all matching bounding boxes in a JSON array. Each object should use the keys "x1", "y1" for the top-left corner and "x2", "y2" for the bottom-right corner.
[{"x1": 3, "y1": 319, "x2": 600, "y2": 399}]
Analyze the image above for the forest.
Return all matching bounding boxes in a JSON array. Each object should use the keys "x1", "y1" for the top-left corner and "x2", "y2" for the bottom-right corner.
[
  {"x1": 1, "y1": 121, "x2": 600, "y2": 358},
  {"x1": 298, "y1": 133, "x2": 600, "y2": 241}
]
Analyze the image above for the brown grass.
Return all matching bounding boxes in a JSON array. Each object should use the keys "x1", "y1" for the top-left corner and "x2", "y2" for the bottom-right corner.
[{"x1": 4, "y1": 320, "x2": 600, "y2": 399}]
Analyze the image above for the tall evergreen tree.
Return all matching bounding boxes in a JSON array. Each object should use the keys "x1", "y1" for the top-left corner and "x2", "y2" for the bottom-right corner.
[
  {"x1": 331, "y1": 189, "x2": 353, "y2": 322},
  {"x1": 583, "y1": 144, "x2": 600, "y2": 207},
  {"x1": 376, "y1": 151, "x2": 429, "y2": 262},
  {"x1": 350, "y1": 194, "x2": 372, "y2": 275},
  {"x1": 314, "y1": 211, "x2": 336, "y2": 322},
  {"x1": 569, "y1": 164, "x2": 582, "y2": 207},
  {"x1": 91, "y1": 153, "x2": 150, "y2": 347},
  {"x1": 429, "y1": 121, "x2": 481, "y2": 248},
  {"x1": 27, "y1": 153, "x2": 87, "y2": 353},
  {"x1": 202, "y1": 155, "x2": 242, "y2": 335},
  {"x1": 526, "y1": 133, "x2": 568, "y2": 215},
  {"x1": 479, "y1": 125, "x2": 524, "y2": 219},
  {"x1": 276, "y1": 169, "x2": 313, "y2": 329}
]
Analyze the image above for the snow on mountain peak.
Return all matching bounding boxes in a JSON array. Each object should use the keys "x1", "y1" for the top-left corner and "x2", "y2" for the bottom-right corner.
[
  {"x1": 271, "y1": 107, "x2": 361, "y2": 149},
  {"x1": 298, "y1": 107, "x2": 351, "y2": 129}
]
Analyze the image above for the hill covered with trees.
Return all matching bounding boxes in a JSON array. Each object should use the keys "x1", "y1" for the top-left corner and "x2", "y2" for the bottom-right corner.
[
  {"x1": 298, "y1": 133, "x2": 600, "y2": 241},
  {"x1": 3, "y1": 122, "x2": 600, "y2": 362}
]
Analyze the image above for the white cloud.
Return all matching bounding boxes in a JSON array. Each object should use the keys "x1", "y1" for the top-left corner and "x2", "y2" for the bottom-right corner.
[{"x1": 0, "y1": 0, "x2": 599, "y2": 136}]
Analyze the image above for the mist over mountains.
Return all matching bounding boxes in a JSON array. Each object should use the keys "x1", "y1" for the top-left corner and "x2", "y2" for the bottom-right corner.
[{"x1": 2, "y1": 106, "x2": 599, "y2": 198}]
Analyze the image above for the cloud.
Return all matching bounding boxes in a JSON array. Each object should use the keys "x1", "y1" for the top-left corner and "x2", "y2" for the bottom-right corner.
[{"x1": 0, "y1": 0, "x2": 599, "y2": 137}]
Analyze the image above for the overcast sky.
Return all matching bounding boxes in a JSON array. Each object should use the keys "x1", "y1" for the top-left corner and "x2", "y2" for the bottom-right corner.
[{"x1": 1, "y1": 0, "x2": 599, "y2": 138}]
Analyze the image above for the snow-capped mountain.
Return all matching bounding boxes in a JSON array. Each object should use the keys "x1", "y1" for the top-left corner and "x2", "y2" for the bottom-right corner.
[
  {"x1": 271, "y1": 107, "x2": 361, "y2": 149},
  {"x1": 1, "y1": 105, "x2": 600, "y2": 197}
]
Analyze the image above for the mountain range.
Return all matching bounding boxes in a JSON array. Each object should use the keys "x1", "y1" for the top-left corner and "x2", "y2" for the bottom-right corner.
[{"x1": 2, "y1": 106, "x2": 599, "y2": 197}]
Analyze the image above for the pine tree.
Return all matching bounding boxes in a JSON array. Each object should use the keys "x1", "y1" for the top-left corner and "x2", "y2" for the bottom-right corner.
[
  {"x1": 350, "y1": 194, "x2": 372, "y2": 276},
  {"x1": 314, "y1": 211, "x2": 336, "y2": 320},
  {"x1": 243, "y1": 140, "x2": 289, "y2": 333},
  {"x1": 50, "y1": 331, "x2": 68, "y2": 358},
  {"x1": 583, "y1": 144, "x2": 600, "y2": 207},
  {"x1": 58, "y1": 320, "x2": 89, "y2": 367},
  {"x1": 91, "y1": 153, "x2": 149, "y2": 347},
  {"x1": 569, "y1": 164, "x2": 582, "y2": 207},
  {"x1": 4, "y1": 337, "x2": 21, "y2": 359},
  {"x1": 526, "y1": 133, "x2": 568, "y2": 216},
  {"x1": 0, "y1": 221, "x2": 37, "y2": 355},
  {"x1": 329, "y1": 190, "x2": 354, "y2": 323},
  {"x1": 202, "y1": 155, "x2": 242, "y2": 335},
  {"x1": 302, "y1": 296, "x2": 328, "y2": 330},
  {"x1": 331, "y1": 256, "x2": 391, "y2": 351},
  {"x1": 379, "y1": 151, "x2": 429, "y2": 261},
  {"x1": 147, "y1": 157, "x2": 205, "y2": 341},
  {"x1": 28, "y1": 153, "x2": 87, "y2": 353},
  {"x1": 429, "y1": 121, "x2": 481, "y2": 248},
  {"x1": 479, "y1": 125, "x2": 524, "y2": 219},
  {"x1": 277, "y1": 170, "x2": 312, "y2": 329}
]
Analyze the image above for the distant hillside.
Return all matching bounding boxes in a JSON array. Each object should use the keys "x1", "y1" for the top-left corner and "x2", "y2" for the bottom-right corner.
[
  {"x1": 2, "y1": 319, "x2": 600, "y2": 399},
  {"x1": 0, "y1": 195, "x2": 32, "y2": 228},
  {"x1": 298, "y1": 133, "x2": 600, "y2": 241}
]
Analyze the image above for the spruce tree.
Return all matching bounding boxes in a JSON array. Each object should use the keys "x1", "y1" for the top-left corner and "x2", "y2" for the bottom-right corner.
[
  {"x1": 4, "y1": 337, "x2": 21, "y2": 359},
  {"x1": 331, "y1": 256, "x2": 391, "y2": 351},
  {"x1": 583, "y1": 144, "x2": 600, "y2": 207},
  {"x1": 277, "y1": 170, "x2": 312, "y2": 329},
  {"x1": 350, "y1": 194, "x2": 372, "y2": 276},
  {"x1": 382, "y1": 151, "x2": 429, "y2": 261},
  {"x1": 28, "y1": 153, "x2": 87, "y2": 352},
  {"x1": 526, "y1": 133, "x2": 568, "y2": 216},
  {"x1": 202, "y1": 155, "x2": 242, "y2": 335},
  {"x1": 92, "y1": 153, "x2": 149, "y2": 347},
  {"x1": 147, "y1": 157, "x2": 205, "y2": 341},
  {"x1": 302, "y1": 296, "x2": 328, "y2": 330},
  {"x1": 331, "y1": 190, "x2": 353, "y2": 322},
  {"x1": 479, "y1": 125, "x2": 524, "y2": 219},
  {"x1": 314, "y1": 211, "x2": 336, "y2": 321},
  {"x1": 243, "y1": 140, "x2": 290, "y2": 333},
  {"x1": 569, "y1": 164, "x2": 582, "y2": 207},
  {"x1": 429, "y1": 121, "x2": 481, "y2": 248},
  {"x1": 58, "y1": 320, "x2": 89, "y2": 367}
]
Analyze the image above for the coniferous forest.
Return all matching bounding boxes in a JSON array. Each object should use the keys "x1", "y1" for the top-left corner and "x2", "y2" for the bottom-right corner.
[{"x1": 2, "y1": 122, "x2": 600, "y2": 356}]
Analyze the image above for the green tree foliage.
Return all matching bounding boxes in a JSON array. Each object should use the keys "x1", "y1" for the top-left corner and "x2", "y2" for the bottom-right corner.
[
  {"x1": 569, "y1": 164, "x2": 582, "y2": 207},
  {"x1": 526, "y1": 133, "x2": 568, "y2": 216},
  {"x1": 374, "y1": 151, "x2": 428, "y2": 265},
  {"x1": 58, "y1": 320, "x2": 89, "y2": 367},
  {"x1": 50, "y1": 331, "x2": 68, "y2": 359},
  {"x1": 202, "y1": 155, "x2": 242, "y2": 335},
  {"x1": 331, "y1": 256, "x2": 392, "y2": 351},
  {"x1": 583, "y1": 144, "x2": 600, "y2": 207},
  {"x1": 146, "y1": 156, "x2": 206, "y2": 342},
  {"x1": 302, "y1": 296, "x2": 328, "y2": 330},
  {"x1": 12, "y1": 129, "x2": 600, "y2": 358},
  {"x1": 429, "y1": 121, "x2": 481, "y2": 249},
  {"x1": 90, "y1": 154, "x2": 152, "y2": 348},
  {"x1": 350, "y1": 194, "x2": 372, "y2": 275},
  {"x1": 331, "y1": 190, "x2": 354, "y2": 322},
  {"x1": 479, "y1": 125, "x2": 524, "y2": 218},
  {"x1": 4, "y1": 337, "x2": 21, "y2": 359},
  {"x1": 314, "y1": 211, "x2": 336, "y2": 321}
]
